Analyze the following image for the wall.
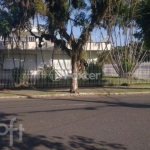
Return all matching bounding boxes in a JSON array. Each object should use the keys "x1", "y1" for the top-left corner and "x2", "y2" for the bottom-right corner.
[
  {"x1": 1, "y1": 50, "x2": 53, "y2": 70},
  {"x1": 85, "y1": 42, "x2": 111, "y2": 51},
  {"x1": 1, "y1": 49, "x2": 98, "y2": 79}
]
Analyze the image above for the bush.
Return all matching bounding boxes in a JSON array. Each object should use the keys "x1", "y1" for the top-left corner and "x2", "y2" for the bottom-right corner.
[
  {"x1": 121, "y1": 83, "x2": 129, "y2": 86},
  {"x1": 86, "y1": 62, "x2": 103, "y2": 81},
  {"x1": 12, "y1": 68, "x2": 28, "y2": 84},
  {"x1": 39, "y1": 65, "x2": 57, "y2": 82}
]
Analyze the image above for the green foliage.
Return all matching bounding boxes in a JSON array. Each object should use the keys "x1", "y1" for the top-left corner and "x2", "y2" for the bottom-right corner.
[
  {"x1": 79, "y1": 49, "x2": 87, "y2": 61},
  {"x1": 0, "y1": 0, "x2": 129, "y2": 91},
  {"x1": 120, "y1": 57, "x2": 134, "y2": 73},
  {"x1": 74, "y1": 12, "x2": 90, "y2": 27},
  {"x1": 39, "y1": 65, "x2": 56, "y2": 82},
  {"x1": 12, "y1": 68, "x2": 28, "y2": 84},
  {"x1": 121, "y1": 83, "x2": 129, "y2": 86},
  {"x1": 0, "y1": 0, "x2": 41, "y2": 37},
  {"x1": 86, "y1": 62, "x2": 103, "y2": 80},
  {"x1": 34, "y1": 0, "x2": 45, "y2": 14},
  {"x1": 71, "y1": 0, "x2": 87, "y2": 9},
  {"x1": 97, "y1": 51, "x2": 111, "y2": 64},
  {"x1": 135, "y1": 0, "x2": 150, "y2": 48},
  {"x1": 46, "y1": 0, "x2": 70, "y2": 30},
  {"x1": 0, "y1": 11, "x2": 12, "y2": 36},
  {"x1": 111, "y1": 42, "x2": 147, "y2": 78}
]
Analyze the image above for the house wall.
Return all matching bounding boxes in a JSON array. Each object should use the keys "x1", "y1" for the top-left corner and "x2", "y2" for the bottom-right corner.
[
  {"x1": 1, "y1": 50, "x2": 52, "y2": 70},
  {"x1": 0, "y1": 35, "x2": 109, "y2": 73},
  {"x1": 0, "y1": 36, "x2": 111, "y2": 51},
  {"x1": 1, "y1": 49, "x2": 98, "y2": 71},
  {"x1": 0, "y1": 41, "x2": 54, "y2": 50},
  {"x1": 85, "y1": 42, "x2": 111, "y2": 51},
  {"x1": 87, "y1": 51, "x2": 98, "y2": 62}
]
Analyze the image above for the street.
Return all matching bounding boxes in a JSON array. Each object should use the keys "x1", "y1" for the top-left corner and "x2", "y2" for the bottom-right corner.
[{"x1": 0, "y1": 94, "x2": 150, "y2": 150}]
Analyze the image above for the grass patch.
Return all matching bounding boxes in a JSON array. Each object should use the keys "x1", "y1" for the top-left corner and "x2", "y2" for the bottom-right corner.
[
  {"x1": 79, "y1": 88, "x2": 150, "y2": 94},
  {"x1": 103, "y1": 76, "x2": 150, "y2": 86},
  {"x1": 0, "y1": 88, "x2": 150, "y2": 98}
]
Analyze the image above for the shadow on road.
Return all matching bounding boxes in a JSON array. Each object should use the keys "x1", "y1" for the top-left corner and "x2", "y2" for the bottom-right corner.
[
  {"x1": 55, "y1": 96, "x2": 150, "y2": 109},
  {"x1": 16, "y1": 96, "x2": 150, "y2": 115},
  {"x1": 0, "y1": 112, "x2": 127, "y2": 150}
]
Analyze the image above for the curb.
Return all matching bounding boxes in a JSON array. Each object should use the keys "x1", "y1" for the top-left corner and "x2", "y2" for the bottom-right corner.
[{"x1": 0, "y1": 91, "x2": 150, "y2": 99}]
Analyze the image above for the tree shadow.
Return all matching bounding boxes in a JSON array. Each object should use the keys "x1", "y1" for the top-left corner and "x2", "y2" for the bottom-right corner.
[
  {"x1": 27, "y1": 96, "x2": 150, "y2": 115},
  {"x1": 69, "y1": 135, "x2": 127, "y2": 150},
  {"x1": 0, "y1": 113, "x2": 127, "y2": 150},
  {"x1": 56, "y1": 95, "x2": 150, "y2": 109},
  {"x1": 20, "y1": 101, "x2": 150, "y2": 115}
]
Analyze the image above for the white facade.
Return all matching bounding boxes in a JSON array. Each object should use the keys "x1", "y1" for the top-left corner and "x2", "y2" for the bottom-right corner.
[
  {"x1": 84, "y1": 42, "x2": 111, "y2": 51},
  {"x1": 0, "y1": 32, "x2": 111, "y2": 72},
  {"x1": 1, "y1": 49, "x2": 99, "y2": 71}
]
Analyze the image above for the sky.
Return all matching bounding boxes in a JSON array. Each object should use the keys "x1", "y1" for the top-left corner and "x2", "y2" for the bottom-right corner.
[
  {"x1": 31, "y1": 0, "x2": 109, "y2": 43},
  {"x1": 32, "y1": 6, "x2": 138, "y2": 46},
  {"x1": 34, "y1": 16, "x2": 108, "y2": 43}
]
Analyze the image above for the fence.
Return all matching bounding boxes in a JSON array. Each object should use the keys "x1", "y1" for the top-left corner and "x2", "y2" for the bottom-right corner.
[
  {"x1": 0, "y1": 62, "x2": 150, "y2": 88},
  {"x1": 103, "y1": 62, "x2": 150, "y2": 85},
  {"x1": 0, "y1": 64, "x2": 103, "y2": 88},
  {"x1": 103, "y1": 62, "x2": 150, "y2": 79}
]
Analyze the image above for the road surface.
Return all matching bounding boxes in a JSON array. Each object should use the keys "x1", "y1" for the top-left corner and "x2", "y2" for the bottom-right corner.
[{"x1": 0, "y1": 94, "x2": 150, "y2": 150}]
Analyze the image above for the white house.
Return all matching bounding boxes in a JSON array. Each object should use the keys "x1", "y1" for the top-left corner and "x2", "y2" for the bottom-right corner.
[{"x1": 0, "y1": 27, "x2": 111, "y2": 76}]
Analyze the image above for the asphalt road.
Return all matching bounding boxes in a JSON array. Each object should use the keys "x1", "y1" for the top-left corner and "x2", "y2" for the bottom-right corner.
[{"x1": 0, "y1": 94, "x2": 150, "y2": 150}]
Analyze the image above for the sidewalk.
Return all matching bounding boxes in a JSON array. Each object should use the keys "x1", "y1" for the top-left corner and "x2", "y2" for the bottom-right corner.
[{"x1": 0, "y1": 86, "x2": 150, "y2": 99}]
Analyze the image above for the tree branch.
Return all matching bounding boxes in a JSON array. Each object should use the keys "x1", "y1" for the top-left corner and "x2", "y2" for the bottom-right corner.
[
  {"x1": 59, "y1": 28, "x2": 70, "y2": 42},
  {"x1": 26, "y1": 27, "x2": 72, "y2": 56},
  {"x1": 77, "y1": 1, "x2": 108, "y2": 52}
]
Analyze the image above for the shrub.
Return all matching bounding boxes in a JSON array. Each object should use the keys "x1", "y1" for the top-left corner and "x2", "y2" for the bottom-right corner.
[
  {"x1": 12, "y1": 68, "x2": 28, "y2": 84},
  {"x1": 121, "y1": 83, "x2": 129, "y2": 86},
  {"x1": 86, "y1": 62, "x2": 103, "y2": 81},
  {"x1": 39, "y1": 65, "x2": 57, "y2": 82}
]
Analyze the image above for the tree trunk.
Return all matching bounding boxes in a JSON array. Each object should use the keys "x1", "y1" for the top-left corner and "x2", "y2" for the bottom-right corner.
[
  {"x1": 70, "y1": 56, "x2": 78, "y2": 93},
  {"x1": 120, "y1": 72, "x2": 132, "y2": 78}
]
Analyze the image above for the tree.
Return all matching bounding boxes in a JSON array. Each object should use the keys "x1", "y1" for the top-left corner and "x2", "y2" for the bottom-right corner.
[
  {"x1": 30, "y1": 0, "x2": 112, "y2": 93},
  {"x1": 0, "y1": 0, "x2": 43, "y2": 68},
  {"x1": 107, "y1": 0, "x2": 148, "y2": 78},
  {"x1": 135, "y1": 0, "x2": 150, "y2": 48},
  {"x1": 0, "y1": 0, "x2": 123, "y2": 93},
  {"x1": 0, "y1": 0, "x2": 42, "y2": 39},
  {"x1": 111, "y1": 43, "x2": 147, "y2": 78}
]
